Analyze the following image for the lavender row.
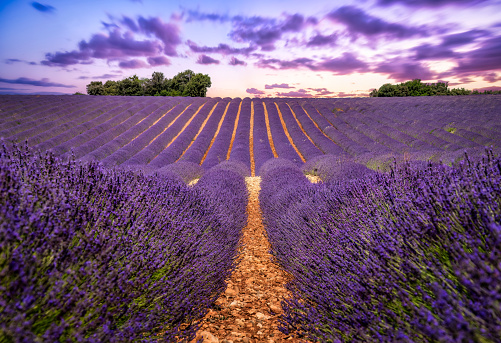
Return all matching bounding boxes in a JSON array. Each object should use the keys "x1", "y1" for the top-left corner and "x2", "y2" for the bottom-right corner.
[
  {"x1": 97, "y1": 98, "x2": 192, "y2": 166},
  {"x1": 149, "y1": 98, "x2": 219, "y2": 168},
  {"x1": 38, "y1": 101, "x2": 150, "y2": 153},
  {"x1": 92, "y1": 100, "x2": 179, "y2": 166},
  {"x1": 302, "y1": 154, "x2": 376, "y2": 183},
  {"x1": 287, "y1": 101, "x2": 346, "y2": 157},
  {"x1": 260, "y1": 152, "x2": 501, "y2": 342},
  {"x1": 64, "y1": 101, "x2": 171, "y2": 160},
  {"x1": 262, "y1": 100, "x2": 302, "y2": 164},
  {"x1": 276, "y1": 101, "x2": 322, "y2": 161},
  {"x1": 122, "y1": 98, "x2": 205, "y2": 166},
  {"x1": 0, "y1": 97, "x2": 91, "y2": 133},
  {"x1": 336, "y1": 112, "x2": 415, "y2": 154},
  {"x1": 178, "y1": 98, "x2": 230, "y2": 165},
  {"x1": 0, "y1": 96, "x2": 80, "y2": 125},
  {"x1": 252, "y1": 101, "x2": 275, "y2": 173},
  {"x1": 26, "y1": 99, "x2": 120, "y2": 147},
  {"x1": 1, "y1": 142, "x2": 247, "y2": 342},
  {"x1": 320, "y1": 107, "x2": 392, "y2": 156},
  {"x1": 202, "y1": 98, "x2": 241, "y2": 170},
  {"x1": 1, "y1": 98, "x2": 114, "y2": 143},
  {"x1": 228, "y1": 98, "x2": 251, "y2": 168}
]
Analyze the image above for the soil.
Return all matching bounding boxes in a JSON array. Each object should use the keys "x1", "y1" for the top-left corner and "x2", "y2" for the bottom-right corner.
[{"x1": 191, "y1": 177, "x2": 295, "y2": 343}]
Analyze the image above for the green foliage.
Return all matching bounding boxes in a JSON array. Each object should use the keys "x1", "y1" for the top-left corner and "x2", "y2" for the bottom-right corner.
[
  {"x1": 86, "y1": 81, "x2": 105, "y2": 96},
  {"x1": 86, "y1": 70, "x2": 212, "y2": 97},
  {"x1": 370, "y1": 79, "x2": 501, "y2": 97}
]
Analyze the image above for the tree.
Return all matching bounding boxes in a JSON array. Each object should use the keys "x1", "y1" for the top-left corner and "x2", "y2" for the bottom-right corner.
[
  {"x1": 144, "y1": 72, "x2": 165, "y2": 96},
  {"x1": 85, "y1": 70, "x2": 212, "y2": 97},
  {"x1": 103, "y1": 80, "x2": 119, "y2": 95},
  {"x1": 86, "y1": 81, "x2": 105, "y2": 95},
  {"x1": 184, "y1": 73, "x2": 212, "y2": 97},
  {"x1": 117, "y1": 75, "x2": 143, "y2": 96}
]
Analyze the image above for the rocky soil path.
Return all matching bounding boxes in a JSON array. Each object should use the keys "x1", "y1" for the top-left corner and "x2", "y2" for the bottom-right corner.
[{"x1": 191, "y1": 177, "x2": 294, "y2": 343}]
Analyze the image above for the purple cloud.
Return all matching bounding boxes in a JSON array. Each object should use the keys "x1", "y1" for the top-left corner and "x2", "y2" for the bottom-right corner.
[
  {"x1": 31, "y1": 2, "x2": 55, "y2": 13},
  {"x1": 246, "y1": 88, "x2": 265, "y2": 95},
  {"x1": 257, "y1": 57, "x2": 315, "y2": 70},
  {"x1": 0, "y1": 77, "x2": 75, "y2": 88},
  {"x1": 307, "y1": 33, "x2": 337, "y2": 47},
  {"x1": 483, "y1": 73, "x2": 501, "y2": 83},
  {"x1": 374, "y1": 59, "x2": 435, "y2": 81},
  {"x1": 265, "y1": 83, "x2": 293, "y2": 89},
  {"x1": 78, "y1": 73, "x2": 121, "y2": 80},
  {"x1": 309, "y1": 87, "x2": 335, "y2": 95},
  {"x1": 119, "y1": 59, "x2": 148, "y2": 69},
  {"x1": 42, "y1": 17, "x2": 181, "y2": 67},
  {"x1": 256, "y1": 53, "x2": 368, "y2": 75},
  {"x1": 187, "y1": 40, "x2": 256, "y2": 55},
  {"x1": 197, "y1": 54, "x2": 220, "y2": 65},
  {"x1": 327, "y1": 6, "x2": 427, "y2": 39},
  {"x1": 377, "y1": 0, "x2": 488, "y2": 7},
  {"x1": 229, "y1": 13, "x2": 313, "y2": 51},
  {"x1": 412, "y1": 30, "x2": 490, "y2": 61},
  {"x1": 229, "y1": 56, "x2": 247, "y2": 66},
  {"x1": 136, "y1": 16, "x2": 181, "y2": 56},
  {"x1": 147, "y1": 55, "x2": 170, "y2": 66},
  {"x1": 276, "y1": 89, "x2": 313, "y2": 98},
  {"x1": 449, "y1": 36, "x2": 501, "y2": 74},
  {"x1": 313, "y1": 53, "x2": 369, "y2": 74}
]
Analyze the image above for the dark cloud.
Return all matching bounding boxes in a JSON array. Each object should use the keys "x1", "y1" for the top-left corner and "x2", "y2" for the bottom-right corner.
[
  {"x1": 229, "y1": 13, "x2": 314, "y2": 51},
  {"x1": 78, "y1": 73, "x2": 121, "y2": 80},
  {"x1": 229, "y1": 56, "x2": 247, "y2": 66},
  {"x1": 119, "y1": 59, "x2": 148, "y2": 69},
  {"x1": 256, "y1": 53, "x2": 368, "y2": 75},
  {"x1": 184, "y1": 10, "x2": 231, "y2": 23},
  {"x1": 449, "y1": 36, "x2": 501, "y2": 74},
  {"x1": 276, "y1": 89, "x2": 313, "y2": 98},
  {"x1": 0, "y1": 77, "x2": 75, "y2": 88},
  {"x1": 197, "y1": 54, "x2": 220, "y2": 65},
  {"x1": 309, "y1": 87, "x2": 335, "y2": 95},
  {"x1": 374, "y1": 58, "x2": 435, "y2": 81},
  {"x1": 412, "y1": 30, "x2": 490, "y2": 61},
  {"x1": 377, "y1": 0, "x2": 488, "y2": 7},
  {"x1": 42, "y1": 17, "x2": 181, "y2": 66},
  {"x1": 265, "y1": 83, "x2": 293, "y2": 89},
  {"x1": 147, "y1": 55, "x2": 170, "y2": 66},
  {"x1": 187, "y1": 40, "x2": 256, "y2": 55},
  {"x1": 412, "y1": 43, "x2": 456, "y2": 60},
  {"x1": 136, "y1": 16, "x2": 181, "y2": 56},
  {"x1": 256, "y1": 57, "x2": 315, "y2": 70},
  {"x1": 31, "y1": 2, "x2": 55, "y2": 13},
  {"x1": 483, "y1": 73, "x2": 501, "y2": 83},
  {"x1": 246, "y1": 88, "x2": 265, "y2": 95},
  {"x1": 313, "y1": 53, "x2": 369, "y2": 73},
  {"x1": 327, "y1": 6, "x2": 427, "y2": 40},
  {"x1": 336, "y1": 92, "x2": 359, "y2": 97},
  {"x1": 306, "y1": 33, "x2": 337, "y2": 47}
]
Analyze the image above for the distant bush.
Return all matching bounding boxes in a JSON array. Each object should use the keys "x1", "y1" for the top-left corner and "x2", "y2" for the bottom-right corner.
[
  {"x1": 370, "y1": 79, "x2": 501, "y2": 97},
  {"x1": 86, "y1": 70, "x2": 211, "y2": 97}
]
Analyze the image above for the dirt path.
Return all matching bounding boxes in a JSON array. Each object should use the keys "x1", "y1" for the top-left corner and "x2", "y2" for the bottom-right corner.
[{"x1": 191, "y1": 177, "x2": 293, "y2": 343}]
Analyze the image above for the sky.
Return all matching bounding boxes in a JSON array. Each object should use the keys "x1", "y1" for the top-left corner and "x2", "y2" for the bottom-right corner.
[{"x1": 1, "y1": 0, "x2": 501, "y2": 98}]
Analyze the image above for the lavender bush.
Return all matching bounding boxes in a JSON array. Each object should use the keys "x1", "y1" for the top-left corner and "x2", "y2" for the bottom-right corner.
[
  {"x1": 261, "y1": 151, "x2": 501, "y2": 342},
  {"x1": 1, "y1": 142, "x2": 246, "y2": 342}
]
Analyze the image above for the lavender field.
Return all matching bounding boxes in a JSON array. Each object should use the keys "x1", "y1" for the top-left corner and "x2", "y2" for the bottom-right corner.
[{"x1": 1, "y1": 94, "x2": 501, "y2": 342}]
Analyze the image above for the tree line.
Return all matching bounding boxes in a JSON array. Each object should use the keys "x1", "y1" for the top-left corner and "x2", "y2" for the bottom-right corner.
[
  {"x1": 86, "y1": 70, "x2": 211, "y2": 97},
  {"x1": 370, "y1": 79, "x2": 501, "y2": 97}
]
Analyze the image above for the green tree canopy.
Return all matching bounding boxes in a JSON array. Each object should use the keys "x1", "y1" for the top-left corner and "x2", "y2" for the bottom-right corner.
[
  {"x1": 86, "y1": 70, "x2": 212, "y2": 97},
  {"x1": 370, "y1": 79, "x2": 501, "y2": 97}
]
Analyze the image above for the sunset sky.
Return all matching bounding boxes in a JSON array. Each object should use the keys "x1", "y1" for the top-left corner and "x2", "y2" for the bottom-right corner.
[{"x1": 1, "y1": 0, "x2": 501, "y2": 98}]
